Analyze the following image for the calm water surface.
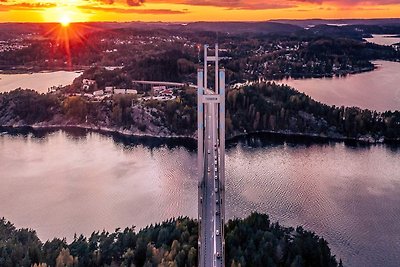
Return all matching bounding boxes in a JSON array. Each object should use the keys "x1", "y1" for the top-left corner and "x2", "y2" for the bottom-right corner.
[
  {"x1": 0, "y1": 71, "x2": 82, "y2": 93},
  {"x1": 277, "y1": 60, "x2": 400, "y2": 111},
  {"x1": 0, "y1": 130, "x2": 399, "y2": 267},
  {"x1": 365, "y1": 34, "x2": 400, "y2": 46}
]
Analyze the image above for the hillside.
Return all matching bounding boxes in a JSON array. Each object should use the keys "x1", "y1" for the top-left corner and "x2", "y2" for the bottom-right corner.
[
  {"x1": 181, "y1": 22, "x2": 303, "y2": 34},
  {"x1": 1, "y1": 83, "x2": 400, "y2": 143},
  {"x1": 270, "y1": 19, "x2": 400, "y2": 27}
]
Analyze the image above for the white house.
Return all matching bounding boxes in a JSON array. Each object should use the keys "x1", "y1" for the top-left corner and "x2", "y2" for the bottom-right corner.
[
  {"x1": 126, "y1": 89, "x2": 138, "y2": 95},
  {"x1": 159, "y1": 89, "x2": 173, "y2": 96},
  {"x1": 105, "y1": 86, "x2": 115, "y2": 93},
  {"x1": 82, "y1": 79, "x2": 96, "y2": 85},
  {"x1": 114, "y1": 89, "x2": 126, "y2": 94},
  {"x1": 83, "y1": 93, "x2": 93, "y2": 98},
  {"x1": 153, "y1": 86, "x2": 166, "y2": 95},
  {"x1": 103, "y1": 87, "x2": 138, "y2": 95},
  {"x1": 82, "y1": 79, "x2": 96, "y2": 92},
  {"x1": 93, "y1": 90, "x2": 104, "y2": 96}
]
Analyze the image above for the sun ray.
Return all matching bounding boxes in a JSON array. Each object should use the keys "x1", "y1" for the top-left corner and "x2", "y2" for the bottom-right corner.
[{"x1": 44, "y1": 18, "x2": 106, "y2": 71}]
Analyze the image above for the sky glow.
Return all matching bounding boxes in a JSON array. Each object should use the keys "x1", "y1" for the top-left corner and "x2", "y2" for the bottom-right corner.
[{"x1": 0, "y1": 0, "x2": 398, "y2": 23}]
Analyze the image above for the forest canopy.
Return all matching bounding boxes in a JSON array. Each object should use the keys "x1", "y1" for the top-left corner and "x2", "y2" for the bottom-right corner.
[{"x1": 0, "y1": 213, "x2": 342, "y2": 267}]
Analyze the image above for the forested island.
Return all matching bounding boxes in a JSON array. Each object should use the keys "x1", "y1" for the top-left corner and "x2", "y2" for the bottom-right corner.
[
  {"x1": 0, "y1": 213, "x2": 342, "y2": 267},
  {"x1": 1, "y1": 81, "x2": 399, "y2": 144}
]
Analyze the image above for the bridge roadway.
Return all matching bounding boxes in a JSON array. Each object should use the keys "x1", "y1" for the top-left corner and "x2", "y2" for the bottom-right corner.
[
  {"x1": 201, "y1": 93, "x2": 223, "y2": 267},
  {"x1": 133, "y1": 80, "x2": 224, "y2": 267}
]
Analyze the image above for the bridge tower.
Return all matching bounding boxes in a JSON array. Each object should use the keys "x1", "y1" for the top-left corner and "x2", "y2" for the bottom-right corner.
[{"x1": 198, "y1": 44, "x2": 226, "y2": 267}]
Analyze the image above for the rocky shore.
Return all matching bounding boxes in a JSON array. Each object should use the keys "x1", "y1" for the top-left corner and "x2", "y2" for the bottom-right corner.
[{"x1": 1, "y1": 85, "x2": 399, "y2": 146}]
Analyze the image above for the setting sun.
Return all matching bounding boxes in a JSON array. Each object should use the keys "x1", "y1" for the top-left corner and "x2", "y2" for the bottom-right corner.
[
  {"x1": 60, "y1": 15, "x2": 71, "y2": 27},
  {"x1": 41, "y1": 6, "x2": 89, "y2": 24}
]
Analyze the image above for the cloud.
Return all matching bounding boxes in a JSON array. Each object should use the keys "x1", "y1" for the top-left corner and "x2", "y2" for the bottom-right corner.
[
  {"x1": 42, "y1": 0, "x2": 296, "y2": 10},
  {"x1": 79, "y1": 0, "x2": 188, "y2": 14},
  {"x1": 89, "y1": 0, "x2": 145, "y2": 6},
  {"x1": 79, "y1": 4, "x2": 188, "y2": 14},
  {"x1": 0, "y1": 1, "x2": 56, "y2": 11},
  {"x1": 146, "y1": 0, "x2": 400, "y2": 9},
  {"x1": 126, "y1": 0, "x2": 145, "y2": 6},
  {"x1": 144, "y1": 0, "x2": 298, "y2": 9},
  {"x1": 292, "y1": 0, "x2": 400, "y2": 5},
  {"x1": 0, "y1": 0, "x2": 187, "y2": 15}
]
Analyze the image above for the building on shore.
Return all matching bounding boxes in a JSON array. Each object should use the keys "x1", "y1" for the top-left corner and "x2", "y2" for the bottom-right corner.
[
  {"x1": 82, "y1": 79, "x2": 96, "y2": 91},
  {"x1": 104, "y1": 87, "x2": 138, "y2": 95}
]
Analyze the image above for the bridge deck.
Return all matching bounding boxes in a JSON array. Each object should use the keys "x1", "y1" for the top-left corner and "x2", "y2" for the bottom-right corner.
[{"x1": 200, "y1": 100, "x2": 224, "y2": 267}]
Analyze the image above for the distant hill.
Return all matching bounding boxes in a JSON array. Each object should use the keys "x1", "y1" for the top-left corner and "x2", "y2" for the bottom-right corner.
[
  {"x1": 270, "y1": 18, "x2": 400, "y2": 28},
  {"x1": 267, "y1": 19, "x2": 400, "y2": 38},
  {"x1": 2, "y1": 20, "x2": 400, "y2": 41},
  {"x1": 305, "y1": 24, "x2": 367, "y2": 39},
  {"x1": 0, "y1": 21, "x2": 303, "y2": 36},
  {"x1": 178, "y1": 21, "x2": 302, "y2": 34},
  {"x1": 84, "y1": 21, "x2": 303, "y2": 34}
]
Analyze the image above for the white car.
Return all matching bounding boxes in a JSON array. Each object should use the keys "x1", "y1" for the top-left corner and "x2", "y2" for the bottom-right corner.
[
  {"x1": 216, "y1": 230, "x2": 220, "y2": 236},
  {"x1": 215, "y1": 188, "x2": 218, "y2": 193},
  {"x1": 214, "y1": 175, "x2": 218, "y2": 180}
]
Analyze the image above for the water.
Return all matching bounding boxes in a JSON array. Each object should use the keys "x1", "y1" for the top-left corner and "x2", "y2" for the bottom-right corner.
[
  {"x1": 365, "y1": 34, "x2": 400, "y2": 46},
  {"x1": 0, "y1": 71, "x2": 82, "y2": 94},
  {"x1": 0, "y1": 129, "x2": 399, "y2": 267},
  {"x1": 277, "y1": 60, "x2": 400, "y2": 111},
  {"x1": 279, "y1": 35, "x2": 400, "y2": 112}
]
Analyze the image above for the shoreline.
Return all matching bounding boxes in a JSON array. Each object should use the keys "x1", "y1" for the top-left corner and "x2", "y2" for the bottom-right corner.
[
  {"x1": 1, "y1": 123, "x2": 399, "y2": 146},
  {"x1": 270, "y1": 59, "x2": 400, "y2": 82},
  {"x1": 0, "y1": 66, "x2": 375, "y2": 78},
  {"x1": 0, "y1": 66, "x2": 89, "y2": 75},
  {"x1": 0, "y1": 59, "x2": 384, "y2": 78},
  {"x1": 269, "y1": 65, "x2": 376, "y2": 81}
]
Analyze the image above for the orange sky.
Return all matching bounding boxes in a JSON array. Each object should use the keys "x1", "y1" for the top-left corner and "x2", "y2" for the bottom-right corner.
[{"x1": 0, "y1": 0, "x2": 399, "y2": 23}]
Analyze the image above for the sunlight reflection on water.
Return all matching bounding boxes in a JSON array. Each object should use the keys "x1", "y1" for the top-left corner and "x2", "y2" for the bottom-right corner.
[{"x1": 0, "y1": 130, "x2": 399, "y2": 267}]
